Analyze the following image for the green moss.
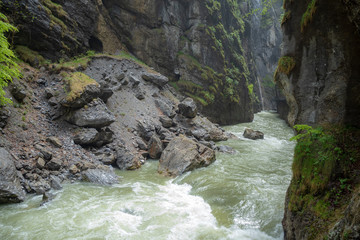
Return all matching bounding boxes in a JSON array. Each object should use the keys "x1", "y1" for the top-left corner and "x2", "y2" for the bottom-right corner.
[
  {"x1": 15, "y1": 45, "x2": 47, "y2": 66},
  {"x1": 41, "y1": 0, "x2": 68, "y2": 18},
  {"x1": 65, "y1": 72, "x2": 99, "y2": 102},
  {"x1": 205, "y1": 0, "x2": 221, "y2": 15},
  {"x1": 301, "y1": 0, "x2": 318, "y2": 32},
  {"x1": 288, "y1": 124, "x2": 360, "y2": 239},
  {"x1": 275, "y1": 56, "x2": 296, "y2": 77}
]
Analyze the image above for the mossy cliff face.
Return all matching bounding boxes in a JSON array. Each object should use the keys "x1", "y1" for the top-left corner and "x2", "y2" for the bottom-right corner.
[
  {"x1": 1, "y1": 0, "x2": 283, "y2": 124},
  {"x1": 276, "y1": 0, "x2": 360, "y2": 128},
  {"x1": 101, "y1": 0, "x2": 259, "y2": 124},
  {"x1": 278, "y1": 0, "x2": 360, "y2": 239}
]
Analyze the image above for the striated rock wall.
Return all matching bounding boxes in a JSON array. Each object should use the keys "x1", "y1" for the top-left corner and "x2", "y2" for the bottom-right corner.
[
  {"x1": 101, "y1": 0, "x2": 256, "y2": 124},
  {"x1": 276, "y1": 0, "x2": 360, "y2": 128}
]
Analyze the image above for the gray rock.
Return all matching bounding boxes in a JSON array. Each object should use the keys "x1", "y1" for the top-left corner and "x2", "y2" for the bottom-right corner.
[
  {"x1": 35, "y1": 145, "x2": 52, "y2": 161},
  {"x1": 48, "y1": 97, "x2": 58, "y2": 106},
  {"x1": 135, "y1": 90, "x2": 145, "y2": 100},
  {"x1": 137, "y1": 120, "x2": 155, "y2": 141},
  {"x1": 46, "y1": 137, "x2": 62, "y2": 148},
  {"x1": 74, "y1": 127, "x2": 113, "y2": 147},
  {"x1": 0, "y1": 107, "x2": 10, "y2": 129},
  {"x1": 46, "y1": 158, "x2": 62, "y2": 171},
  {"x1": 155, "y1": 99, "x2": 175, "y2": 118},
  {"x1": 191, "y1": 128, "x2": 208, "y2": 140},
  {"x1": 74, "y1": 128, "x2": 98, "y2": 146},
  {"x1": 50, "y1": 175, "x2": 62, "y2": 190},
  {"x1": 69, "y1": 164, "x2": 80, "y2": 174},
  {"x1": 129, "y1": 74, "x2": 141, "y2": 86},
  {"x1": 216, "y1": 145, "x2": 237, "y2": 154},
  {"x1": 45, "y1": 88, "x2": 54, "y2": 99},
  {"x1": 115, "y1": 148, "x2": 141, "y2": 170},
  {"x1": 116, "y1": 73, "x2": 125, "y2": 81},
  {"x1": 0, "y1": 148, "x2": 26, "y2": 203},
  {"x1": 99, "y1": 88, "x2": 113, "y2": 102},
  {"x1": 82, "y1": 168, "x2": 119, "y2": 185},
  {"x1": 243, "y1": 128, "x2": 264, "y2": 140},
  {"x1": 148, "y1": 134, "x2": 163, "y2": 159},
  {"x1": 36, "y1": 157, "x2": 46, "y2": 169},
  {"x1": 98, "y1": 153, "x2": 116, "y2": 165},
  {"x1": 10, "y1": 84, "x2": 27, "y2": 102},
  {"x1": 158, "y1": 135, "x2": 216, "y2": 176},
  {"x1": 41, "y1": 192, "x2": 55, "y2": 206},
  {"x1": 135, "y1": 138, "x2": 148, "y2": 150},
  {"x1": 160, "y1": 116, "x2": 173, "y2": 128},
  {"x1": 62, "y1": 84, "x2": 101, "y2": 109},
  {"x1": 29, "y1": 177, "x2": 51, "y2": 194},
  {"x1": 65, "y1": 99, "x2": 115, "y2": 128},
  {"x1": 141, "y1": 72, "x2": 169, "y2": 87},
  {"x1": 178, "y1": 98, "x2": 197, "y2": 118}
]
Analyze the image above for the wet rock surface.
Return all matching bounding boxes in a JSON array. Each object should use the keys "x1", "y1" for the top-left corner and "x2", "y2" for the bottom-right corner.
[
  {"x1": 243, "y1": 128, "x2": 264, "y2": 140},
  {"x1": 0, "y1": 148, "x2": 26, "y2": 203},
  {"x1": 158, "y1": 135, "x2": 216, "y2": 177}
]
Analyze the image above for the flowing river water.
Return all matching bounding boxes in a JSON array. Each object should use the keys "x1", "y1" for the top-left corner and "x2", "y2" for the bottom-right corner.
[{"x1": 0, "y1": 112, "x2": 295, "y2": 240}]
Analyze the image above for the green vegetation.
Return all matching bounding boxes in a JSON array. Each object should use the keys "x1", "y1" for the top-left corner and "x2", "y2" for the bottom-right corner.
[
  {"x1": 275, "y1": 56, "x2": 296, "y2": 76},
  {"x1": 281, "y1": 11, "x2": 291, "y2": 25},
  {"x1": 288, "y1": 124, "x2": 360, "y2": 238},
  {"x1": 15, "y1": 45, "x2": 47, "y2": 66},
  {"x1": 301, "y1": 0, "x2": 317, "y2": 33},
  {"x1": 0, "y1": 12, "x2": 21, "y2": 105},
  {"x1": 64, "y1": 72, "x2": 99, "y2": 102}
]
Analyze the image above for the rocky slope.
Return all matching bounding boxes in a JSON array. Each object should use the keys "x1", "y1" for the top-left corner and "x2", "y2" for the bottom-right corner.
[
  {"x1": 1, "y1": 0, "x2": 282, "y2": 125},
  {"x1": 0, "y1": 53, "x2": 233, "y2": 203},
  {"x1": 277, "y1": 0, "x2": 360, "y2": 239}
]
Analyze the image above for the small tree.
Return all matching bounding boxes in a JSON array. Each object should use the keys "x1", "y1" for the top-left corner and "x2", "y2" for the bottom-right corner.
[{"x1": 0, "y1": 12, "x2": 21, "y2": 105}]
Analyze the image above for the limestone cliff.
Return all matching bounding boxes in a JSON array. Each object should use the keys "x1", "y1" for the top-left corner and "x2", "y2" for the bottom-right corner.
[
  {"x1": 277, "y1": 0, "x2": 360, "y2": 239},
  {"x1": 1, "y1": 0, "x2": 282, "y2": 125}
]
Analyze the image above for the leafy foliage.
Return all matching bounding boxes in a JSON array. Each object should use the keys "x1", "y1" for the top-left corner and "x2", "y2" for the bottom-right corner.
[{"x1": 0, "y1": 12, "x2": 21, "y2": 105}]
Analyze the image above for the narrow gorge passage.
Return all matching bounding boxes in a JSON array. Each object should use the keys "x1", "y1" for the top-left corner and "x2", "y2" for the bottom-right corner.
[{"x1": 0, "y1": 112, "x2": 294, "y2": 240}]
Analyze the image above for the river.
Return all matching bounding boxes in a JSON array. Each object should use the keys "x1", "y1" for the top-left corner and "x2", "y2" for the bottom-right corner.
[{"x1": 0, "y1": 112, "x2": 295, "y2": 240}]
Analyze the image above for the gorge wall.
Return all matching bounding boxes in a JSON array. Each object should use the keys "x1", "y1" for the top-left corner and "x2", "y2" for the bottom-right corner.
[
  {"x1": 277, "y1": 0, "x2": 360, "y2": 239},
  {"x1": 1, "y1": 0, "x2": 282, "y2": 125}
]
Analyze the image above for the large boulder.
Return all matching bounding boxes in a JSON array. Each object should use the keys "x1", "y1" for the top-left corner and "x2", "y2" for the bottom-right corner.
[
  {"x1": 243, "y1": 128, "x2": 264, "y2": 140},
  {"x1": 65, "y1": 99, "x2": 115, "y2": 128},
  {"x1": 191, "y1": 116, "x2": 228, "y2": 142},
  {"x1": 0, "y1": 148, "x2": 26, "y2": 203},
  {"x1": 74, "y1": 127, "x2": 113, "y2": 147},
  {"x1": 178, "y1": 98, "x2": 198, "y2": 118},
  {"x1": 115, "y1": 148, "x2": 141, "y2": 170},
  {"x1": 82, "y1": 167, "x2": 119, "y2": 185},
  {"x1": 141, "y1": 72, "x2": 169, "y2": 87},
  {"x1": 158, "y1": 135, "x2": 216, "y2": 176},
  {"x1": 62, "y1": 83, "x2": 101, "y2": 109}
]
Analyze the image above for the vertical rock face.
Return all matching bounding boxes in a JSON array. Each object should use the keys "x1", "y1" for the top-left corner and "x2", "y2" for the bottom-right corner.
[
  {"x1": 249, "y1": 0, "x2": 283, "y2": 110},
  {"x1": 102, "y1": 0, "x2": 256, "y2": 124},
  {"x1": 279, "y1": 0, "x2": 360, "y2": 239},
  {"x1": 276, "y1": 0, "x2": 360, "y2": 128}
]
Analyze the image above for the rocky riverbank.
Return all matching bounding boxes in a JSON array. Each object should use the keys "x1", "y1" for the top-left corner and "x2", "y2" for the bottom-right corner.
[{"x1": 0, "y1": 55, "x2": 234, "y2": 204}]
